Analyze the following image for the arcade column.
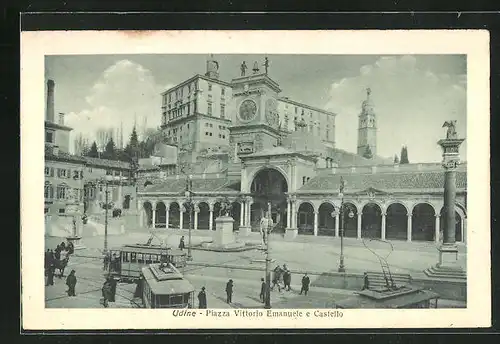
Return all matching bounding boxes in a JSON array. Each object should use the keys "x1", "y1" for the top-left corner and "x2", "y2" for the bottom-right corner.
[{"x1": 425, "y1": 121, "x2": 466, "y2": 279}]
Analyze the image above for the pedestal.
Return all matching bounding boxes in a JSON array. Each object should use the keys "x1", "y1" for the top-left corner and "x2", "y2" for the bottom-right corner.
[
  {"x1": 215, "y1": 216, "x2": 235, "y2": 246},
  {"x1": 424, "y1": 244, "x2": 466, "y2": 279},
  {"x1": 66, "y1": 236, "x2": 86, "y2": 250},
  {"x1": 238, "y1": 226, "x2": 252, "y2": 237},
  {"x1": 284, "y1": 228, "x2": 298, "y2": 240}
]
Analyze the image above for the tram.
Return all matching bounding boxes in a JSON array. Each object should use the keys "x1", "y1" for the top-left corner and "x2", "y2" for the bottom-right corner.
[
  {"x1": 108, "y1": 244, "x2": 187, "y2": 282},
  {"x1": 132, "y1": 263, "x2": 195, "y2": 308}
]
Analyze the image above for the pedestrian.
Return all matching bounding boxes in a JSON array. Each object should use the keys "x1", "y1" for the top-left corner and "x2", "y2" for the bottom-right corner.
[
  {"x1": 54, "y1": 246, "x2": 61, "y2": 261},
  {"x1": 300, "y1": 273, "x2": 310, "y2": 296},
  {"x1": 101, "y1": 278, "x2": 112, "y2": 308},
  {"x1": 103, "y1": 253, "x2": 110, "y2": 271},
  {"x1": 46, "y1": 263, "x2": 55, "y2": 286},
  {"x1": 271, "y1": 265, "x2": 282, "y2": 292},
  {"x1": 198, "y1": 286, "x2": 207, "y2": 308},
  {"x1": 179, "y1": 236, "x2": 185, "y2": 251},
  {"x1": 283, "y1": 269, "x2": 291, "y2": 291},
  {"x1": 225, "y1": 279, "x2": 233, "y2": 304},
  {"x1": 66, "y1": 270, "x2": 77, "y2": 297},
  {"x1": 45, "y1": 249, "x2": 51, "y2": 271},
  {"x1": 133, "y1": 273, "x2": 144, "y2": 298},
  {"x1": 60, "y1": 242, "x2": 66, "y2": 251},
  {"x1": 362, "y1": 272, "x2": 370, "y2": 291},
  {"x1": 67, "y1": 241, "x2": 74, "y2": 255},
  {"x1": 260, "y1": 278, "x2": 266, "y2": 302}
]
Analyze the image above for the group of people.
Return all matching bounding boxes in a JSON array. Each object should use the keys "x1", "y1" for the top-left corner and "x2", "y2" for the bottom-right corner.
[
  {"x1": 101, "y1": 276, "x2": 118, "y2": 307},
  {"x1": 45, "y1": 241, "x2": 74, "y2": 287}
]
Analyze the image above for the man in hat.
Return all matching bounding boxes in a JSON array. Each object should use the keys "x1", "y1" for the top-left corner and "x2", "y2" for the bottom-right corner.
[
  {"x1": 66, "y1": 270, "x2": 77, "y2": 297},
  {"x1": 225, "y1": 279, "x2": 234, "y2": 304},
  {"x1": 198, "y1": 287, "x2": 207, "y2": 308},
  {"x1": 259, "y1": 278, "x2": 266, "y2": 302}
]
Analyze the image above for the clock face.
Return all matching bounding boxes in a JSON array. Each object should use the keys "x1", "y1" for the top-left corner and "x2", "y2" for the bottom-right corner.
[{"x1": 239, "y1": 99, "x2": 257, "y2": 121}]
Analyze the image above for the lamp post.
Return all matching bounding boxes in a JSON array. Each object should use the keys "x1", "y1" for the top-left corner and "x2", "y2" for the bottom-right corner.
[
  {"x1": 184, "y1": 176, "x2": 194, "y2": 261},
  {"x1": 264, "y1": 201, "x2": 272, "y2": 309},
  {"x1": 338, "y1": 177, "x2": 346, "y2": 273},
  {"x1": 100, "y1": 175, "x2": 113, "y2": 255}
]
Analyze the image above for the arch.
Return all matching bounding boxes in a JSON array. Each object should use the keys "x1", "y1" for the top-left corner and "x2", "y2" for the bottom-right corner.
[
  {"x1": 143, "y1": 201, "x2": 153, "y2": 228},
  {"x1": 155, "y1": 202, "x2": 166, "y2": 228},
  {"x1": 386, "y1": 200, "x2": 410, "y2": 214},
  {"x1": 169, "y1": 202, "x2": 180, "y2": 229},
  {"x1": 455, "y1": 202, "x2": 467, "y2": 218},
  {"x1": 412, "y1": 203, "x2": 436, "y2": 241},
  {"x1": 439, "y1": 206, "x2": 464, "y2": 243},
  {"x1": 197, "y1": 202, "x2": 210, "y2": 230},
  {"x1": 246, "y1": 165, "x2": 291, "y2": 194},
  {"x1": 144, "y1": 181, "x2": 153, "y2": 188},
  {"x1": 296, "y1": 200, "x2": 316, "y2": 213},
  {"x1": 297, "y1": 202, "x2": 314, "y2": 235},
  {"x1": 342, "y1": 202, "x2": 358, "y2": 238},
  {"x1": 410, "y1": 201, "x2": 437, "y2": 216},
  {"x1": 361, "y1": 202, "x2": 382, "y2": 238},
  {"x1": 249, "y1": 167, "x2": 289, "y2": 233},
  {"x1": 386, "y1": 202, "x2": 408, "y2": 240},
  {"x1": 318, "y1": 202, "x2": 336, "y2": 236}
]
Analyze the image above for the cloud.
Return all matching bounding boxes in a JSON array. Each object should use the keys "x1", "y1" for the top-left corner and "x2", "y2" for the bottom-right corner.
[
  {"x1": 325, "y1": 55, "x2": 467, "y2": 163},
  {"x1": 65, "y1": 60, "x2": 173, "y2": 152}
]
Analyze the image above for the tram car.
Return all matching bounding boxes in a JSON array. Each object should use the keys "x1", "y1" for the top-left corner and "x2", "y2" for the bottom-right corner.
[
  {"x1": 108, "y1": 244, "x2": 188, "y2": 282},
  {"x1": 131, "y1": 263, "x2": 195, "y2": 308}
]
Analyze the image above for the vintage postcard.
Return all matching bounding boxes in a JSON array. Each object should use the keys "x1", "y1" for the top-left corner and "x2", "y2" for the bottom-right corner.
[{"x1": 21, "y1": 30, "x2": 490, "y2": 329}]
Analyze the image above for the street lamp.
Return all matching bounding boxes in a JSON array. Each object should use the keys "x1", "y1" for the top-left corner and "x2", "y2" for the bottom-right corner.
[
  {"x1": 184, "y1": 177, "x2": 194, "y2": 261},
  {"x1": 264, "y1": 201, "x2": 272, "y2": 309},
  {"x1": 99, "y1": 175, "x2": 114, "y2": 255}
]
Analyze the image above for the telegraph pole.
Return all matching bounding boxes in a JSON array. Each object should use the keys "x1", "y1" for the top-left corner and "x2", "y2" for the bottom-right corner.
[
  {"x1": 264, "y1": 202, "x2": 272, "y2": 309},
  {"x1": 104, "y1": 180, "x2": 109, "y2": 254}
]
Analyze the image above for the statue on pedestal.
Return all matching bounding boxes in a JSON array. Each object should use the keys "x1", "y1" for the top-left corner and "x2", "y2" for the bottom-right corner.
[
  {"x1": 219, "y1": 197, "x2": 232, "y2": 217},
  {"x1": 263, "y1": 57, "x2": 269, "y2": 74},
  {"x1": 240, "y1": 61, "x2": 248, "y2": 76},
  {"x1": 252, "y1": 61, "x2": 260, "y2": 74},
  {"x1": 442, "y1": 120, "x2": 458, "y2": 139}
]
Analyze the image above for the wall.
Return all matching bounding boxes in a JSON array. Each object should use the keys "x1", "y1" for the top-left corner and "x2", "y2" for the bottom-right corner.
[
  {"x1": 54, "y1": 129, "x2": 71, "y2": 153},
  {"x1": 44, "y1": 159, "x2": 85, "y2": 215}
]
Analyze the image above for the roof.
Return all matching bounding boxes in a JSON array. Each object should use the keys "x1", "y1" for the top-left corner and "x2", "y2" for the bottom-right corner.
[
  {"x1": 142, "y1": 264, "x2": 195, "y2": 295},
  {"x1": 161, "y1": 74, "x2": 231, "y2": 95},
  {"x1": 278, "y1": 97, "x2": 337, "y2": 117},
  {"x1": 45, "y1": 120, "x2": 73, "y2": 131},
  {"x1": 45, "y1": 146, "x2": 87, "y2": 164},
  {"x1": 142, "y1": 178, "x2": 240, "y2": 194},
  {"x1": 83, "y1": 156, "x2": 131, "y2": 170},
  {"x1": 328, "y1": 147, "x2": 393, "y2": 167},
  {"x1": 112, "y1": 245, "x2": 169, "y2": 254},
  {"x1": 334, "y1": 289, "x2": 440, "y2": 309},
  {"x1": 299, "y1": 170, "x2": 467, "y2": 192}
]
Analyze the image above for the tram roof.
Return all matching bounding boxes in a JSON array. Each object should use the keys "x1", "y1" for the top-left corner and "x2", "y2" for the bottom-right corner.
[
  {"x1": 112, "y1": 245, "x2": 170, "y2": 254},
  {"x1": 333, "y1": 289, "x2": 440, "y2": 309},
  {"x1": 142, "y1": 264, "x2": 195, "y2": 294}
]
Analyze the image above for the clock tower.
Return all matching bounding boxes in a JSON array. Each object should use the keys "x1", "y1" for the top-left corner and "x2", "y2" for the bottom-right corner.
[{"x1": 229, "y1": 68, "x2": 282, "y2": 158}]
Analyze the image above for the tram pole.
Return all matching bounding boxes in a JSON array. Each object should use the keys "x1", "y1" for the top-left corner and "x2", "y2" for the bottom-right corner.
[
  {"x1": 338, "y1": 177, "x2": 346, "y2": 273},
  {"x1": 264, "y1": 201, "x2": 272, "y2": 309},
  {"x1": 104, "y1": 179, "x2": 109, "y2": 255}
]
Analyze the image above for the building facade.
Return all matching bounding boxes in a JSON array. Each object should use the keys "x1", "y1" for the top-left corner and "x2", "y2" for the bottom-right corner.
[{"x1": 136, "y1": 56, "x2": 468, "y2": 244}]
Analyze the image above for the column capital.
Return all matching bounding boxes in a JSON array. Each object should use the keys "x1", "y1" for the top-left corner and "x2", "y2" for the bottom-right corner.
[
  {"x1": 435, "y1": 214, "x2": 440, "y2": 218},
  {"x1": 381, "y1": 212, "x2": 387, "y2": 217},
  {"x1": 407, "y1": 213, "x2": 413, "y2": 218}
]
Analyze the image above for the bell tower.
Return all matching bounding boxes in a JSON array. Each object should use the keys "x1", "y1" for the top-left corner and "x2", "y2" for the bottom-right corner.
[{"x1": 357, "y1": 87, "x2": 377, "y2": 157}]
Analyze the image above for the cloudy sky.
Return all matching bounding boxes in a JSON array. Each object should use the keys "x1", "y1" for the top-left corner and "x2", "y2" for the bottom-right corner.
[{"x1": 45, "y1": 54, "x2": 466, "y2": 162}]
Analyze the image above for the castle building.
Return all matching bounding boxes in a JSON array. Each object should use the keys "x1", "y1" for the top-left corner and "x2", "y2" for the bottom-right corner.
[{"x1": 137, "y1": 56, "x2": 467, "y2": 245}]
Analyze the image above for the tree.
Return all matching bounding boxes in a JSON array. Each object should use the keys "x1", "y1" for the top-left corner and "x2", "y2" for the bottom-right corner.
[
  {"x1": 394, "y1": 154, "x2": 400, "y2": 164},
  {"x1": 124, "y1": 126, "x2": 140, "y2": 161},
  {"x1": 400, "y1": 146, "x2": 409, "y2": 164},
  {"x1": 87, "y1": 141, "x2": 99, "y2": 158},
  {"x1": 103, "y1": 137, "x2": 117, "y2": 160},
  {"x1": 363, "y1": 146, "x2": 373, "y2": 159}
]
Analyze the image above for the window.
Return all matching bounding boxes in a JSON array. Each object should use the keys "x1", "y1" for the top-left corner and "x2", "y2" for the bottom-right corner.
[
  {"x1": 222, "y1": 135, "x2": 225, "y2": 139},
  {"x1": 45, "y1": 167, "x2": 50, "y2": 176},
  {"x1": 44, "y1": 183, "x2": 53, "y2": 199},
  {"x1": 208, "y1": 83, "x2": 212, "y2": 91},
  {"x1": 58, "y1": 208, "x2": 65, "y2": 214},
  {"x1": 44, "y1": 208, "x2": 49, "y2": 214},
  {"x1": 57, "y1": 185, "x2": 66, "y2": 199},
  {"x1": 209, "y1": 132, "x2": 213, "y2": 137},
  {"x1": 302, "y1": 177, "x2": 306, "y2": 185},
  {"x1": 106, "y1": 170, "x2": 112, "y2": 176},
  {"x1": 205, "y1": 132, "x2": 209, "y2": 136},
  {"x1": 207, "y1": 102, "x2": 212, "y2": 116},
  {"x1": 210, "y1": 123, "x2": 213, "y2": 128},
  {"x1": 221, "y1": 104, "x2": 225, "y2": 119},
  {"x1": 221, "y1": 87, "x2": 225, "y2": 96},
  {"x1": 114, "y1": 170, "x2": 120, "y2": 176},
  {"x1": 169, "y1": 93, "x2": 172, "y2": 102},
  {"x1": 45, "y1": 131, "x2": 54, "y2": 143},
  {"x1": 57, "y1": 169, "x2": 67, "y2": 178},
  {"x1": 295, "y1": 107, "x2": 298, "y2": 114}
]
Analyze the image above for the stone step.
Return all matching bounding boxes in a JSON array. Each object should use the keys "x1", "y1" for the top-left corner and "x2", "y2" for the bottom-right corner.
[{"x1": 424, "y1": 267, "x2": 467, "y2": 280}]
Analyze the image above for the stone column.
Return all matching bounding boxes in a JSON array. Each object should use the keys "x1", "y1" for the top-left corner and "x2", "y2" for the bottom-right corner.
[
  {"x1": 313, "y1": 211, "x2": 318, "y2": 236},
  {"x1": 407, "y1": 214, "x2": 412, "y2": 242},
  {"x1": 335, "y1": 213, "x2": 340, "y2": 237},
  {"x1": 435, "y1": 214, "x2": 441, "y2": 244},
  {"x1": 246, "y1": 200, "x2": 253, "y2": 228},
  {"x1": 240, "y1": 201, "x2": 245, "y2": 227},
  {"x1": 286, "y1": 199, "x2": 291, "y2": 228},
  {"x1": 180, "y1": 206, "x2": 184, "y2": 230},
  {"x1": 381, "y1": 212, "x2": 386, "y2": 240},
  {"x1": 209, "y1": 204, "x2": 214, "y2": 231},
  {"x1": 194, "y1": 205, "x2": 199, "y2": 230},
  {"x1": 425, "y1": 125, "x2": 465, "y2": 278},
  {"x1": 463, "y1": 217, "x2": 467, "y2": 244},
  {"x1": 357, "y1": 214, "x2": 362, "y2": 239},
  {"x1": 151, "y1": 201, "x2": 156, "y2": 229},
  {"x1": 138, "y1": 201, "x2": 144, "y2": 227},
  {"x1": 165, "y1": 203, "x2": 170, "y2": 229}
]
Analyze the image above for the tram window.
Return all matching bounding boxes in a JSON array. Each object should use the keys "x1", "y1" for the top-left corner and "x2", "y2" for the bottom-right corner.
[
  {"x1": 123, "y1": 253, "x2": 130, "y2": 262},
  {"x1": 131, "y1": 253, "x2": 137, "y2": 263},
  {"x1": 137, "y1": 254, "x2": 144, "y2": 263},
  {"x1": 157, "y1": 294, "x2": 170, "y2": 306},
  {"x1": 145, "y1": 254, "x2": 152, "y2": 264},
  {"x1": 183, "y1": 293, "x2": 190, "y2": 303},
  {"x1": 152, "y1": 254, "x2": 160, "y2": 263},
  {"x1": 169, "y1": 295, "x2": 184, "y2": 305}
]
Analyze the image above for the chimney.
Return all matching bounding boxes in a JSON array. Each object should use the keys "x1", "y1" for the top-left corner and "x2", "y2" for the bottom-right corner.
[
  {"x1": 46, "y1": 79, "x2": 55, "y2": 122},
  {"x1": 58, "y1": 112, "x2": 65, "y2": 125}
]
